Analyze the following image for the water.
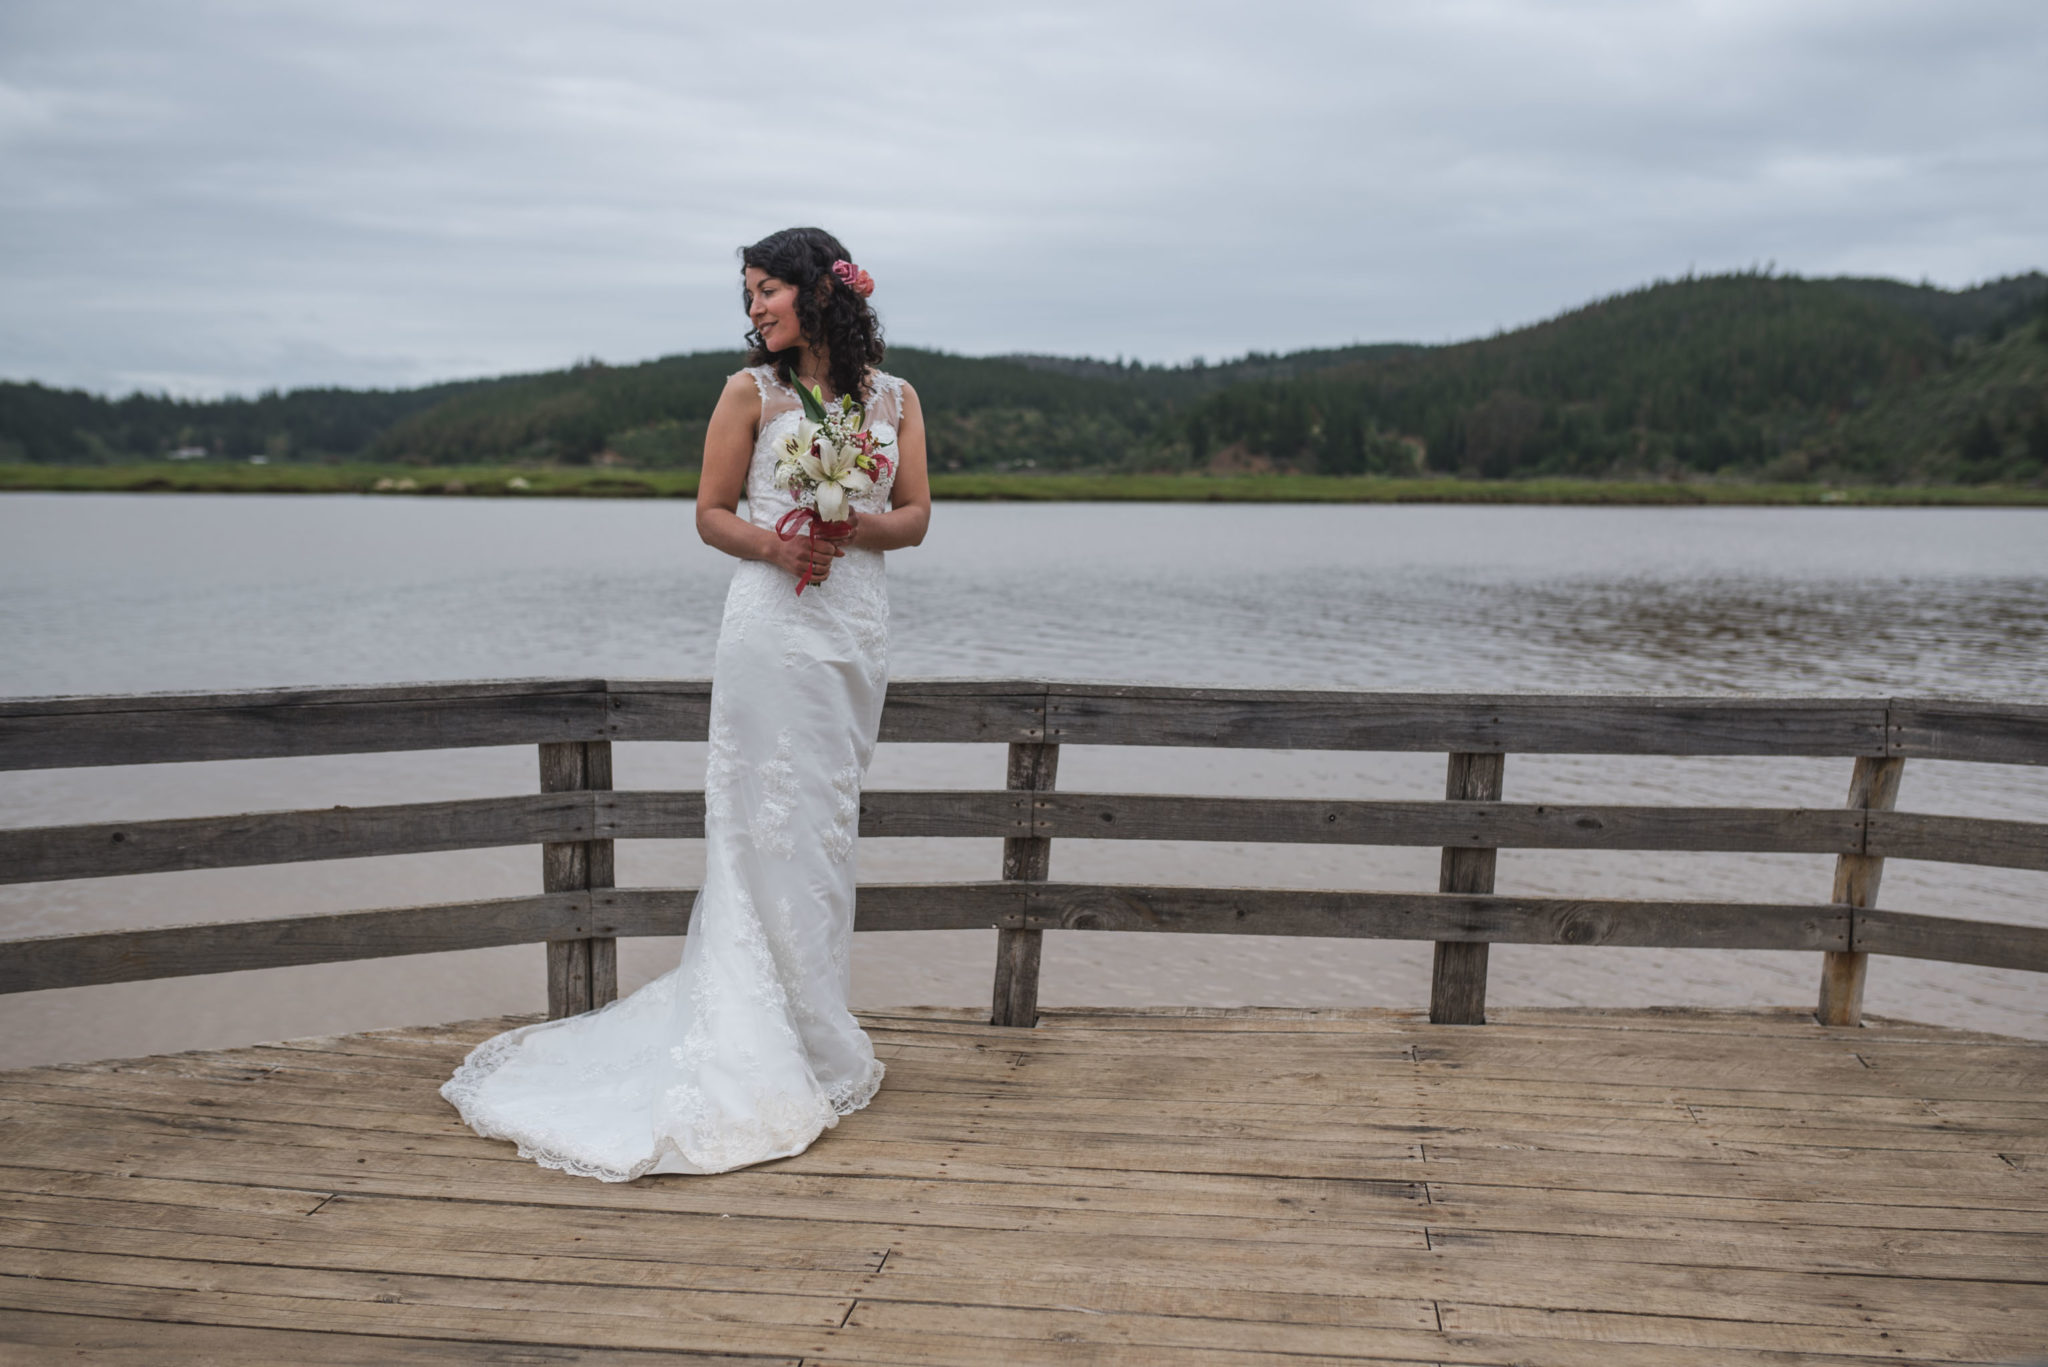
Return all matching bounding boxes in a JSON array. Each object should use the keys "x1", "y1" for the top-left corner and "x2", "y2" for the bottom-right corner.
[{"x1": 3, "y1": 492, "x2": 2044, "y2": 1065}]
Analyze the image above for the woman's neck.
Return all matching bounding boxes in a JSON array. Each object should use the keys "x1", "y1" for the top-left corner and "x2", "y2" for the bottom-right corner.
[{"x1": 790, "y1": 345, "x2": 834, "y2": 394}]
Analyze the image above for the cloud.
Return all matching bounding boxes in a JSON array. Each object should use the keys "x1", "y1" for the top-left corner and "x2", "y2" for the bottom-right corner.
[{"x1": 1, "y1": 0, "x2": 2043, "y2": 395}]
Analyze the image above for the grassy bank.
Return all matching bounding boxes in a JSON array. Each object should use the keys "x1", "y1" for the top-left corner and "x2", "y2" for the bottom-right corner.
[
  {"x1": 4, "y1": 463, "x2": 2048, "y2": 506},
  {"x1": 0, "y1": 463, "x2": 698, "y2": 498},
  {"x1": 926, "y1": 473, "x2": 2048, "y2": 505}
]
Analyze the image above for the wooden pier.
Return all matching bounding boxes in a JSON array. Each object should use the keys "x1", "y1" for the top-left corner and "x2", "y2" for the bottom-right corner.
[
  {"x1": 4, "y1": 1004, "x2": 2046, "y2": 1363},
  {"x1": 3, "y1": 678, "x2": 2046, "y2": 1361}
]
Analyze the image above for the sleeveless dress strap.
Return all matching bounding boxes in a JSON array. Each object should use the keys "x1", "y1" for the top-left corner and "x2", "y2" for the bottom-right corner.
[
  {"x1": 864, "y1": 371, "x2": 904, "y2": 428},
  {"x1": 746, "y1": 365, "x2": 800, "y2": 429}
]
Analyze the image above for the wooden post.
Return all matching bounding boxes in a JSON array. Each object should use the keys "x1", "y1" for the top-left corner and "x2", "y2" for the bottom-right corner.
[
  {"x1": 1430, "y1": 752, "x2": 1505, "y2": 1025},
  {"x1": 992, "y1": 741, "x2": 1059, "y2": 1027},
  {"x1": 1817, "y1": 755, "x2": 1904, "y2": 1027},
  {"x1": 540, "y1": 740, "x2": 617, "y2": 1019}
]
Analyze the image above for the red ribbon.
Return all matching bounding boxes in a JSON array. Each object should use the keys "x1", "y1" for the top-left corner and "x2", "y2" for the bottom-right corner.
[{"x1": 775, "y1": 507, "x2": 852, "y2": 595}]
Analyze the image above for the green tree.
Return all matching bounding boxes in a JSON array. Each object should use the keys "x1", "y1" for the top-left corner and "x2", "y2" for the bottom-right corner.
[{"x1": 1957, "y1": 415, "x2": 2004, "y2": 482}]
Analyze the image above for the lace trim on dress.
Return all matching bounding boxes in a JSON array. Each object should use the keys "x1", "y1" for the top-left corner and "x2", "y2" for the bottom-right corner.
[
  {"x1": 747, "y1": 363, "x2": 897, "y2": 410},
  {"x1": 442, "y1": 1033, "x2": 885, "y2": 1183},
  {"x1": 748, "y1": 728, "x2": 801, "y2": 858},
  {"x1": 868, "y1": 372, "x2": 903, "y2": 423}
]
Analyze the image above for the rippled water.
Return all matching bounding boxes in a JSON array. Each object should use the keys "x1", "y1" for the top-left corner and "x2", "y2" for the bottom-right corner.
[{"x1": 2, "y1": 493, "x2": 2044, "y2": 1064}]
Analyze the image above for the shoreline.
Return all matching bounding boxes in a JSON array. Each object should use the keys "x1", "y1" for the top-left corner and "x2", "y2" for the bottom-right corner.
[{"x1": 4, "y1": 462, "x2": 2047, "y2": 506}]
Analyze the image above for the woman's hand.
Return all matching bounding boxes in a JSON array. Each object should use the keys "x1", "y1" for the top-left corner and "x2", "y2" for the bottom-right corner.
[{"x1": 769, "y1": 526, "x2": 844, "y2": 584}]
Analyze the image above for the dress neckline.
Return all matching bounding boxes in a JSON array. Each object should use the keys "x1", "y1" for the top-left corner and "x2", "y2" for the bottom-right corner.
[{"x1": 754, "y1": 363, "x2": 890, "y2": 409}]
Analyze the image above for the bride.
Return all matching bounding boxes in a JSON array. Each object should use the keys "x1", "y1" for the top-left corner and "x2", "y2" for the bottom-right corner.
[{"x1": 440, "y1": 227, "x2": 929, "y2": 1180}]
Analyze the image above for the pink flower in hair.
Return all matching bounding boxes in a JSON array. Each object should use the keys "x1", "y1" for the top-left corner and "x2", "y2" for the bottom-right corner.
[{"x1": 831, "y1": 258, "x2": 875, "y2": 298}]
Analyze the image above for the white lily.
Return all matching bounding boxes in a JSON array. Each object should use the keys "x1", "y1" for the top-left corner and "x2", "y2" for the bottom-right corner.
[
  {"x1": 782, "y1": 419, "x2": 823, "y2": 469},
  {"x1": 816, "y1": 479, "x2": 849, "y2": 523},
  {"x1": 788, "y1": 422, "x2": 874, "y2": 523},
  {"x1": 816, "y1": 466, "x2": 874, "y2": 522}
]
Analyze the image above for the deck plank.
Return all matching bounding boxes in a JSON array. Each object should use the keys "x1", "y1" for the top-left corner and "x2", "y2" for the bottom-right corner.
[
  {"x1": 0, "y1": 1309, "x2": 767, "y2": 1365},
  {"x1": 1, "y1": 1005, "x2": 2043, "y2": 1363}
]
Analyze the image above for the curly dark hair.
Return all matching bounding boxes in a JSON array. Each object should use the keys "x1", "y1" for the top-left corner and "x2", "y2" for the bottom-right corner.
[{"x1": 741, "y1": 227, "x2": 886, "y2": 402}]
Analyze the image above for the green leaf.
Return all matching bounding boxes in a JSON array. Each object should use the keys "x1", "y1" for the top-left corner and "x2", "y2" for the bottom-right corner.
[{"x1": 793, "y1": 378, "x2": 829, "y2": 423}]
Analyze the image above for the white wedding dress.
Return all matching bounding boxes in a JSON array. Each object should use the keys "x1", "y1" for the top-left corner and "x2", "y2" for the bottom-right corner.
[{"x1": 439, "y1": 365, "x2": 901, "y2": 1180}]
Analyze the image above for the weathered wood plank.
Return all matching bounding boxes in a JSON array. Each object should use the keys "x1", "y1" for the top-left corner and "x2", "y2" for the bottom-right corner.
[
  {"x1": 1, "y1": 1006, "x2": 2042, "y2": 1365},
  {"x1": 1434, "y1": 1299, "x2": 2037, "y2": 1364},
  {"x1": 2, "y1": 793, "x2": 1883, "y2": 886},
  {"x1": 9, "y1": 680, "x2": 2044, "y2": 771},
  {"x1": 0, "y1": 678, "x2": 1048, "y2": 770},
  {"x1": 993, "y1": 742, "x2": 1059, "y2": 1028},
  {"x1": 587, "y1": 679, "x2": 712, "y2": 744},
  {"x1": 0, "y1": 885, "x2": 1024, "y2": 993},
  {"x1": 1028, "y1": 793, "x2": 1868, "y2": 852},
  {"x1": 1865, "y1": 810, "x2": 2048, "y2": 870},
  {"x1": 542, "y1": 740, "x2": 615, "y2": 1019},
  {"x1": 0, "y1": 793, "x2": 596, "y2": 884},
  {"x1": 0, "y1": 1250, "x2": 852, "y2": 1336},
  {"x1": 0, "y1": 1309, "x2": 741, "y2": 1367},
  {"x1": 0, "y1": 676, "x2": 606, "y2": 719},
  {"x1": 1817, "y1": 755, "x2": 1903, "y2": 1027},
  {"x1": 14, "y1": 882, "x2": 2035, "y2": 995},
  {"x1": 1008, "y1": 885, "x2": 1850, "y2": 949},
  {"x1": 1889, "y1": 696, "x2": 2048, "y2": 766},
  {"x1": 1045, "y1": 686, "x2": 1890, "y2": 755},
  {"x1": 47, "y1": 681, "x2": 2048, "y2": 770},
  {"x1": 878, "y1": 688, "x2": 1047, "y2": 745},
  {"x1": 0, "y1": 895, "x2": 590, "y2": 994},
  {"x1": 0, "y1": 1186, "x2": 891, "y2": 1273},
  {"x1": 0, "y1": 686, "x2": 614, "y2": 771},
  {"x1": 1854, "y1": 908, "x2": 2048, "y2": 972},
  {"x1": 1432, "y1": 752, "x2": 1503, "y2": 1026},
  {"x1": 841, "y1": 1292, "x2": 2023, "y2": 1365},
  {"x1": 10, "y1": 881, "x2": 1962, "y2": 996},
  {"x1": 857, "y1": 789, "x2": 1032, "y2": 839}
]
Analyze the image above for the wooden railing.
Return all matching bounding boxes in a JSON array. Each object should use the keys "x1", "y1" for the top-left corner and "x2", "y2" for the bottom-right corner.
[{"x1": 3, "y1": 679, "x2": 2045, "y2": 1029}]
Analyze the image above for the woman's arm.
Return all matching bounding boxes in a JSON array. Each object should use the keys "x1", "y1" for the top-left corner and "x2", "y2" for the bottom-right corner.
[
  {"x1": 695, "y1": 373, "x2": 842, "y2": 581},
  {"x1": 843, "y1": 381, "x2": 931, "y2": 551}
]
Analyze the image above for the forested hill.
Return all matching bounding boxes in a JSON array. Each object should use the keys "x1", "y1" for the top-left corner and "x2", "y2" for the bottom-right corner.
[{"x1": 5, "y1": 270, "x2": 2045, "y2": 483}]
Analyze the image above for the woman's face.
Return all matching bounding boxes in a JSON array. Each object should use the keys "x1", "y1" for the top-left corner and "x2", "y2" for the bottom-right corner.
[{"x1": 743, "y1": 267, "x2": 803, "y2": 352}]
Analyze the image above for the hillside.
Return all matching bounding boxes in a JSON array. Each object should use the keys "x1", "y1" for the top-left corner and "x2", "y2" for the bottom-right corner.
[
  {"x1": 1185, "y1": 272, "x2": 2048, "y2": 482},
  {"x1": 0, "y1": 373, "x2": 515, "y2": 465},
  {"x1": 3, "y1": 269, "x2": 2043, "y2": 484}
]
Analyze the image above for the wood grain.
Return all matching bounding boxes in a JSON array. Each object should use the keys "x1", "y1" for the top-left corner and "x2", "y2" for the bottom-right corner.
[
  {"x1": 1889, "y1": 696, "x2": 2048, "y2": 766},
  {"x1": 0, "y1": 1006, "x2": 2039, "y2": 1363},
  {"x1": 540, "y1": 740, "x2": 615, "y2": 1019},
  {"x1": 1817, "y1": 756, "x2": 1903, "y2": 1027},
  {"x1": 992, "y1": 742, "x2": 1059, "y2": 1028},
  {"x1": 14, "y1": 679, "x2": 2046, "y2": 769},
  {"x1": 0, "y1": 678, "x2": 1049, "y2": 770},
  {"x1": 0, "y1": 894, "x2": 592, "y2": 993},
  {"x1": 1854, "y1": 907, "x2": 2048, "y2": 972},
  {"x1": 1431, "y1": 752, "x2": 1504, "y2": 1026},
  {"x1": 1044, "y1": 686, "x2": 1890, "y2": 754},
  {"x1": 1, "y1": 793, "x2": 1878, "y2": 886},
  {"x1": 2, "y1": 882, "x2": 1912, "y2": 993},
  {"x1": 1864, "y1": 810, "x2": 2048, "y2": 870},
  {"x1": 1006, "y1": 884, "x2": 1850, "y2": 949}
]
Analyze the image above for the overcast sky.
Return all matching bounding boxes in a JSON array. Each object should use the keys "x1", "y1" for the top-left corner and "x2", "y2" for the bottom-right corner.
[{"x1": 2, "y1": 0, "x2": 2044, "y2": 397}]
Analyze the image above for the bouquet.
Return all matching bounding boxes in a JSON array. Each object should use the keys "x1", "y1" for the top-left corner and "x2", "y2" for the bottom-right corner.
[{"x1": 772, "y1": 379, "x2": 895, "y2": 594}]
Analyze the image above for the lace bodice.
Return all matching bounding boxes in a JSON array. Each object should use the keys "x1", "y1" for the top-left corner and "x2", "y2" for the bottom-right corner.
[{"x1": 743, "y1": 364, "x2": 902, "y2": 529}]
